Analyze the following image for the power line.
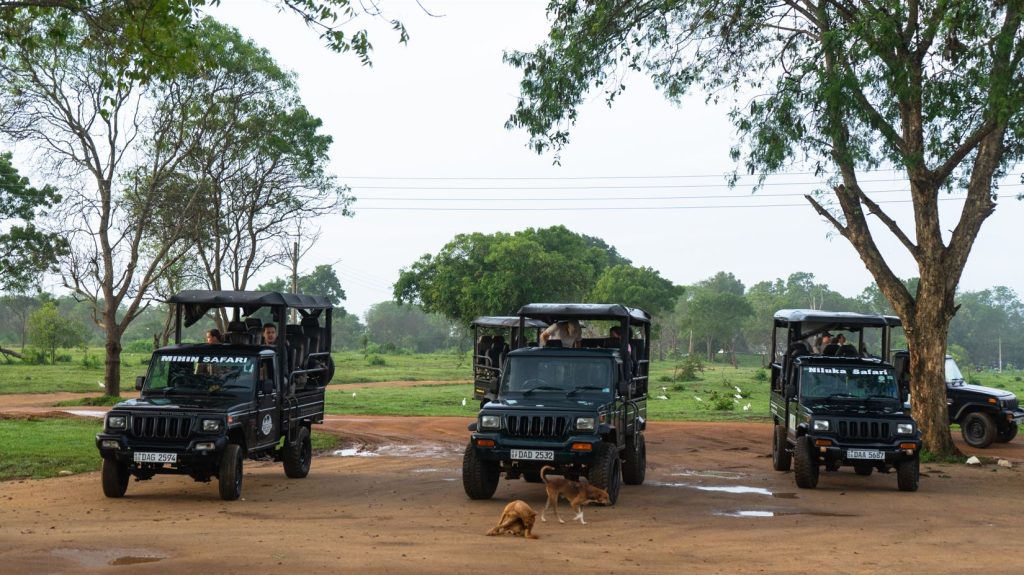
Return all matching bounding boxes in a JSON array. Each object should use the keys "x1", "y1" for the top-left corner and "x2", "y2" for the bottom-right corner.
[
  {"x1": 353, "y1": 195, "x2": 1019, "y2": 212},
  {"x1": 340, "y1": 170, "x2": 1024, "y2": 181}
]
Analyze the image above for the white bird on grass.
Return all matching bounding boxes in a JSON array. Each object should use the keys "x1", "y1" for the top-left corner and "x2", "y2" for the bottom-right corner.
[
  {"x1": 352, "y1": 392, "x2": 357, "y2": 398},
  {"x1": 742, "y1": 403, "x2": 752, "y2": 411},
  {"x1": 734, "y1": 394, "x2": 743, "y2": 400},
  {"x1": 656, "y1": 394, "x2": 669, "y2": 400},
  {"x1": 734, "y1": 386, "x2": 743, "y2": 394},
  {"x1": 694, "y1": 396, "x2": 703, "y2": 402},
  {"x1": 461, "y1": 398, "x2": 467, "y2": 407}
]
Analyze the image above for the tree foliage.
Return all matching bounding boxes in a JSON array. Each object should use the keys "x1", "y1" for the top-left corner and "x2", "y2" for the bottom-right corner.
[
  {"x1": 0, "y1": 0, "x2": 408, "y2": 90},
  {"x1": 364, "y1": 301, "x2": 456, "y2": 353},
  {"x1": 258, "y1": 264, "x2": 347, "y2": 307},
  {"x1": 506, "y1": 0, "x2": 1024, "y2": 454},
  {"x1": 27, "y1": 301, "x2": 85, "y2": 363},
  {"x1": 0, "y1": 152, "x2": 67, "y2": 291},
  {"x1": 394, "y1": 225, "x2": 632, "y2": 323},
  {"x1": 590, "y1": 263, "x2": 683, "y2": 314}
]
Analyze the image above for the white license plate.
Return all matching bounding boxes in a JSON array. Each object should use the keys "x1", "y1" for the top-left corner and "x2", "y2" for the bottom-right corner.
[
  {"x1": 510, "y1": 449, "x2": 553, "y2": 461},
  {"x1": 133, "y1": 452, "x2": 177, "y2": 463},
  {"x1": 847, "y1": 449, "x2": 884, "y2": 461}
]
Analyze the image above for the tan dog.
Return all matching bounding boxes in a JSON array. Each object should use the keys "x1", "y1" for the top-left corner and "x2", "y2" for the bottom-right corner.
[
  {"x1": 540, "y1": 465, "x2": 610, "y2": 525},
  {"x1": 486, "y1": 500, "x2": 539, "y2": 539}
]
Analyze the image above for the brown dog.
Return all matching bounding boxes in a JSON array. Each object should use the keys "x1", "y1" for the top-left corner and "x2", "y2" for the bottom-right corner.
[
  {"x1": 540, "y1": 465, "x2": 610, "y2": 525},
  {"x1": 486, "y1": 500, "x2": 539, "y2": 539}
]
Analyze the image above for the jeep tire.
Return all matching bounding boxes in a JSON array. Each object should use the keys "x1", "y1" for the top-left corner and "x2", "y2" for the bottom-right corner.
[
  {"x1": 896, "y1": 456, "x2": 919, "y2": 492},
  {"x1": 621, "y1": 432, "x2": 646, "y2": 485},
  {"x1": 218, "y1": 443, "x2": 244, "y2": 501},
  {"x1": 590, "y1": 443, "x2": 622, "y2": 504},
  {"x1": 961, "y1": 412, "x2": 996, "y2": 448},
  {"x1": 101, "y1": 459, "x2": 129, "y2": 498},
  {"x1": 772, "y1": 425, "x2": 792, "y2": 472},
  {"x1": 283, "y1": 426, "x2": 312, "y2": 479},
  {"x1": 793, "y1": 436, "x2": 819, "y2": 489},
  {"x1": 995, "y1": 422, "x2": 1018, "y2": 443},
  {"x1": 462, "y1": 443, "x2": 499, "y2": 500}
]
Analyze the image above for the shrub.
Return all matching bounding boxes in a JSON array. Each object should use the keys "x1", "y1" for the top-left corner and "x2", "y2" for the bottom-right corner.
[
  {"x1": 671, "y1": 382, "x2": 687, "y2": 392},
  {"x1": 21, "y1": 347, "x2": 47, "y2": 365},
  {"x1": 54, "y1": 353, "x2": 72, "y2": 363},
  {"x1": 123, "y1": 339, "x2": 157, "y2": 354},
  {"x1": 81, "y1": 351, "x2": 101, "y2": 369},
  {"x1": 367, "y1": 355, "x2": 386, "y2": 367},
  {"x1": 754, "y1": 369, "x2": 768, "y2": 382}
]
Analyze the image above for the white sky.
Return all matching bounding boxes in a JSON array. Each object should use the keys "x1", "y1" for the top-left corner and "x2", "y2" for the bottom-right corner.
[{"x1": 207, "y1": 0, "x2": 1024, "y2": 319}]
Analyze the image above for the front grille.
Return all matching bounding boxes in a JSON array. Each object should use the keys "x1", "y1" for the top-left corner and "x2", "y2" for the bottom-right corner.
[
  {"x1": 1006, "y1": 398, "x2": 1018, "y2": 410},
  {"x1": 837, "y1": 420, "x2": 890, "y2": 441},
  {"x1": 129, "y1": 414, "x2": 193, "y2": 440},
  {"x1": 505, "y1": 415, "x2": 568, "y2": 438}
]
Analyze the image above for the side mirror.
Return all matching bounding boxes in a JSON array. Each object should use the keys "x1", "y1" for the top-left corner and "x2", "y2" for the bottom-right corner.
[
  {"x1": 261, "y1": 378, "x2": 275, "y2": 395},
  {"x1": 135, "y1": 376, "x2": 145, "y2": 391}
]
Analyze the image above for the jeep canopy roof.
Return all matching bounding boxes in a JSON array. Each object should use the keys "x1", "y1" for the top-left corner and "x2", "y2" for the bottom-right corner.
[
  {"x1": 516, "y1": 303, "x2": 651, "y2": 325},
  {"x1": 773, "y1": 309, "x2": 901, "y2": 328},
  {"x1": 470, "y1": 316, "x2": 549, "y2": 329},
  {"x1": 168, "y1": 290, "x2": 334, "y2": 327}
]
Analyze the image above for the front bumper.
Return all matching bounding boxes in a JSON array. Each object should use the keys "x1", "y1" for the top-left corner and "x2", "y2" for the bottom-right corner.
[
  {"x1": 96, "y1": 432, "x2": 229, "y2": 472},
  {"x1": 1003, "y1": 408, "x2": 1024, "y2": 424},
  {"x1": 806, "y1": 434, "x2": 921, "y2": 465},
  {"x1": 469, "y1": 432, "x2": 602, "y2": 471}
]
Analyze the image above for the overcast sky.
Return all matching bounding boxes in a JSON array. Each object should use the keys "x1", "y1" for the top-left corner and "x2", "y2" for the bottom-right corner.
[{"x1": 208, "y1": 0, "x2": 1024, "y2": 319}]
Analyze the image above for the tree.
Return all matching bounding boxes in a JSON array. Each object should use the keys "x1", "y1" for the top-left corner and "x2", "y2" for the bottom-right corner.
[
  {"x1": 0, "y1": 0, "x2": 408, "y2": 90},
  {"x1": 0, "y1": 14, "x2": 214, "y2": 395},
  {"x1": 258, "y1": 264, "x2": 347, "y2": 305},
  {"x1": 394, "y1": 226, "x2": 631, "y2": 323},
  {"x1": 590, "y1": 264, "x2": 683, "y2": 314},
  {"x1": 506, "y1": 1, "x2": 1024, "y2": 455},
  {"x1": 683, "y1": 273, "x2": 753, "y2": 364},
  {"x1": 0, "y1": 152, "x2": 67, "y2": 291},
  {"x1": 364, "y1": 301, "x2": 456, "y2": 353},
  {"x1": 0, "y1": 292, "x2": 40, "y2": 350},
  {"x1": 171, "y1": 20, "x2": 349, "y2": 304},
  {"x1": 26, "y1": 301, "x2": 85, "y2": 364}
]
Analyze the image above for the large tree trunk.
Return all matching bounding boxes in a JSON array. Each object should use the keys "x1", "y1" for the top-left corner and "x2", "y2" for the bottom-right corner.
[{"x1": 104, "y1": 326, "x2": 123, "y2": 397}]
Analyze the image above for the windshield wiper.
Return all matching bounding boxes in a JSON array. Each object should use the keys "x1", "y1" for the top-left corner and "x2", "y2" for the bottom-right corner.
[
  {"x1": 522, "y1": 385, "x2": 562, "y2": 396},
  {"x1": 566, "y1": 385, "x2": 606, "y2": 397}
]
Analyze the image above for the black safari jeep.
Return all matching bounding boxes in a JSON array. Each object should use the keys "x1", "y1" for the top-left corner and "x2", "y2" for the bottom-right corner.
[
  {"x1": 470, "y1": 316, "x2": 548, "y2": 407},
  {"x1": 463, "y1": 303, "x2": 650, "y2": 505},
  {"x1": 769, "y1": 309, "x2": 921, "y2": 491},
  {"x1": 96, "y1": 290, "x2": 335, "y2": 500},
  {"x1": 894, "y1": 352, "x2": 1022, "y2": 448}
]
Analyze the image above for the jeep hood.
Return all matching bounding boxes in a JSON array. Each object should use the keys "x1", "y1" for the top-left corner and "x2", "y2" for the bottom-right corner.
[
  {"x1": 948, "y1": 383, "x2": 1015, "y2": 400},
  {"x1": 114, "y1": 396, "x2": 249, "y2": 412}
]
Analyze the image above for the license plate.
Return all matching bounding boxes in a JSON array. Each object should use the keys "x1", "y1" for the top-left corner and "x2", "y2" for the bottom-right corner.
[
  {"x1": 847, "y1": 449, "x2": 884, "y2": 461},
  {"x1": 510, "y1": 449, "x2": 553, "y2": 461},
  {"x1": 133, "y1": 452, "x2": 177, "y2": 463}
]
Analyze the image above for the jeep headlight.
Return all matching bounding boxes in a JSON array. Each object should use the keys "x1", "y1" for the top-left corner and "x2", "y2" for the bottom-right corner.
[
  {"x1": 201, "y1": 419, "x2": 221, "y2": 432},
  {"x1": 897, "y1": 423, "x2": 914, "y2": 435},
  {"x1": 812, "y1": 419, "x2": 830, "y2": 432},
  {"x1": 480, "y1": 415, "x2": 500, "y2": 430},
  {"x1": 576, "y1": 417, "x2": 596, "y2": 431},
  {"x1": 106, "y1": 415, "x2": 127, "y2": 430}
]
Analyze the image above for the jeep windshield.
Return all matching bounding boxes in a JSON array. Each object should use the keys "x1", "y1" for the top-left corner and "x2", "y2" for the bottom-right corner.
[
  {"x1": 800, "y1": 365, "x2": 899, "y2": 406},
  {"x1": 500, "y1": 355, "x2": 614, "y2": 398},
  {"x1": 145, "y1": 353, "x2": 257, "y2": 399},
  {"x1": 945, "y1": 356, "x2": 965, "y2": 386}
]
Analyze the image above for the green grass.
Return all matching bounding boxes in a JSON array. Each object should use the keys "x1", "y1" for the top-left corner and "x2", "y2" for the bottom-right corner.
[
  {"x1": 0, "y1": 414, "x2": 347, "y2": 480},
  {"x1": 330, "y1": 350, "x2": 469, "y2": 383},
  {"x1": 324, "y1": 365, "x2": 774, "y2": 422},
  {"x1": 0, "y1": 416, "x2": 104, "y2": 480},
  {"x1": 0, "y1": 347, "x2": 151, "y2": 394}
]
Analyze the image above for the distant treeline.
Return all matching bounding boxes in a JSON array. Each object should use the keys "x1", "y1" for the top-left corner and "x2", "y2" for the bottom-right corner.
[{"x1": 2, "y1": 275, "x2": 1021, "y2": 368}]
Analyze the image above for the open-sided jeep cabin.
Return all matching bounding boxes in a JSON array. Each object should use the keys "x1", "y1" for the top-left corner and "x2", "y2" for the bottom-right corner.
[
  {"x1": 463, "y1": 303, "x2": 651, "y2": 504},
  {"x1": 96, "y1": 291, "x2": 334, "y2": 501},
  {"x1": 769, "y1": 309, "x2": 921, "y2": 491},
  {"x1": 470, "y1": 316, "x2": 548, "y2": 407}
]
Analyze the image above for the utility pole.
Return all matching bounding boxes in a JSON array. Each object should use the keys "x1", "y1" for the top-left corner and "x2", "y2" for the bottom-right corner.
[
  {"x1": 998, "y1": 337, "x2": 1002, "y2": 372},
  {"x1": 290, "y1": 240, "x2": 299, "y2": 323}
]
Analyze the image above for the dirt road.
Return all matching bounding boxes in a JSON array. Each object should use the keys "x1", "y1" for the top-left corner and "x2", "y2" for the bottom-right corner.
[{"x1": 1, "y1": 413, "x2": 1022, "y2": 574}]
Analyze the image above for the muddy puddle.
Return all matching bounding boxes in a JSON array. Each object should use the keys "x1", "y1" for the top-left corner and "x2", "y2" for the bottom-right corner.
[
  {"x1": 332, "y1": 444, "x2": 461, "y2": 458},
  {"x1": 50, "y1": 548, "x2": 166, "y2": 568},
  {"x1": 716, "y1": 510, "x2": 856, "y2": 518},
  {"x1": 648, "y1": 481, "x2": 798, "y2": 499}
]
